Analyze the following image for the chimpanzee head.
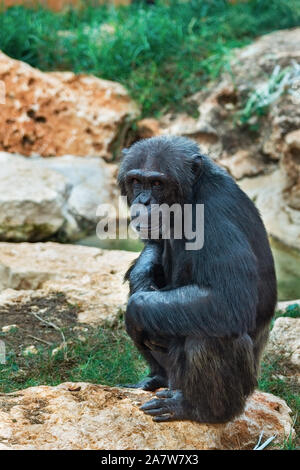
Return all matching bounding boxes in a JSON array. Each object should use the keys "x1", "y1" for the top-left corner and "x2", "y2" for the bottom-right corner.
[{"x1": 118, "y1": 136, "x2": 202, "y2": 208}]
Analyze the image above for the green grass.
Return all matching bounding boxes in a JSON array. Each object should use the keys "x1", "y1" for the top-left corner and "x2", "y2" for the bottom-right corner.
[
  {"x1": 0, "y1": 322, "x2": 147, "y2": 393},
  {"x1": 258, "y1": 305, "x2": 300, "y2": 449},
  {"x1": 0, "y1": 0, "x2": 300, "y2": 116},
  {"x1": 258, "y1": 355, "x2": 299, "y2": 449}
]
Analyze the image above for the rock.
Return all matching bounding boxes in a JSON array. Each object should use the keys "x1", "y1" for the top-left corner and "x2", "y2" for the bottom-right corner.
[
  {"x1": 0, "y1": 383, "x2": 293, "y2": 450},
  {"x1": 0, "y1": 242, "x2": 136, "y2": 325},
  {"x1": 0, "y1": 152, "x2": 118, "y2": 242},
  {"x1": 238, "y1": 170, "x2": 300, "y2": 250},
  {"x1": 0, "y1": 50, "x2": 139, "y2": 160},
  {"x1": 160, "y1": 112, "x2": 222, "y2": 157},
  {"x1": 157, "y1": 28, "x2": 300, "y2": 249},
  {"x1": 266, "y1": 317, "x2": 300, "y2": 369},
  {"x1": 136, "y1": 118, "x2": 162, "y2": 139},
  {"x1": 0, "y1": 152, "x2": 67, "y2": 241},
  {"x1": 220, "y1": 150, "x2": 265, "y2": 180}
]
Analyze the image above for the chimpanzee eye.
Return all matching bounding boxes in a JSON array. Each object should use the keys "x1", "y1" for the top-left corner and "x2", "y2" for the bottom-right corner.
[
  {"x1": 153, "y1": 181, "x2": 162, "y2": 187},
  {"x1": 132, "y1": 178, "x2": 140, "y2": 185}
]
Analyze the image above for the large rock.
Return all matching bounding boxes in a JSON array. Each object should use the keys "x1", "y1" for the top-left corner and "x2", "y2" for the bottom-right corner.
[
  {"x1": 238, "y1": 170, "x2": 300, "y2": 249},
  {"x1": 0, "y1": 383, "x2": 293, "y2": 450},
  {"x1": 154, "y1": 28, "x2": 300, "y2": 249},
  {"x1": 159, "y1": 28, "x2": 300, "y2": 162},
  {"x1": 0, "y1": 152, "x2": 118, "y2": 242},
  {"x1": 0, "y1": 50, "x2": 139, "y2": 160},
  {"x1": 0, "y1": 242, "x2": 136, "y2": 324},
  {"x1": 266, "y1": 316, "x2": 300, "y2": 371}
]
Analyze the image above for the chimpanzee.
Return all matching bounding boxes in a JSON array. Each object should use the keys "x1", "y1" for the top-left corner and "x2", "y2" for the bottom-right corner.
[{"x1": 117, "y1": 136, "x2": 277, "y2": 423}]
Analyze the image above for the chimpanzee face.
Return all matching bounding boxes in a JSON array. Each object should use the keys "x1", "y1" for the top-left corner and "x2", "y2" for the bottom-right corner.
[{"x1": 118, "y1": 136, "x2": 202, "y2": 238}]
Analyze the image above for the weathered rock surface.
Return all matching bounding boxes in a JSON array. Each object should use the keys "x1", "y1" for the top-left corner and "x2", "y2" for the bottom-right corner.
[
  {"x1": 0, "y1": 243, "x2": 297, "y2": 449},
  {"x1": 0, "y1": 152, "x2": 118, "y2": 242},
  {"x1": 159, "y1": 28, "x2": 300, "y2": 163},
  {"x1": 136, "y1": 118, "x2": 163, "y2": 139},
  {"x1": 154, "y1": 28, "x2": 300, "y2": 249},
  {"x1": 0, "y1": 383, "x2": 294, "y2": 450},
  {"x1": 238, "y1": 170, "x2": 300, "y2": 250},
  {"x1": 266, "y1": 316, "x2": 300, "y2": 370},
  {"x1": 0, "y1": 50, "x2": 139, "y2": 160},
  {"x1": 0, "y1": 242, "x2": 136, "y2": 324}
]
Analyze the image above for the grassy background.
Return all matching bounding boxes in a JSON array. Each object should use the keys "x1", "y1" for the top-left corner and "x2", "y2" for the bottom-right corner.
[{"x1": 0, "y1": 0, "x2": 300, "y2": 116}]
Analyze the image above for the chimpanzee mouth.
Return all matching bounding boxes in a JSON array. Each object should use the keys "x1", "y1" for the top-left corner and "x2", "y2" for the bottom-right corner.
[
  {"x1": 130, "y1": 204, "x2": 171, "y2": 239},
  {"x1": 131, "y1": 220, "x2": 162, "y2": 239}
]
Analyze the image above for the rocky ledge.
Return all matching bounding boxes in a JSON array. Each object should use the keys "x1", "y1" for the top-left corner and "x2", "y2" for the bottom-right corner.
[
  {"x1": 0, "y1": 242, "x2": 136, "y2": 325},
  {"x1": 0, "y1": 152, "x2": 119, "y2": 242},
  {"x1": 0, "y1": 50, "x2": 139, "y2": 159},
  {"x1": 0, "y1": 383, "x2": 294, "y2": 450}
]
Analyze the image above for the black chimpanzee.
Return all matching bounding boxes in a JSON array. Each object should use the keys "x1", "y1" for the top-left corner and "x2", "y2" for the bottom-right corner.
[{"x1": 117, "y1": 136, "x2": 277, "y2": 423}]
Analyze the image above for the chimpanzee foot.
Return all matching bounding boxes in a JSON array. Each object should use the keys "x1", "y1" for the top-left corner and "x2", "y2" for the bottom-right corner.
[
  {"x1": 118, "y1": 374, "x2": 168, "y2": 391},
  {"x1": 140, "y1": 389, "x2": 192, "y2": 422}
]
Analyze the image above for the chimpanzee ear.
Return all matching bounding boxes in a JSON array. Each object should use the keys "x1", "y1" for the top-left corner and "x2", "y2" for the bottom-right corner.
[
  {"x1": 191, "y1": 154, "x2": 203, "y2": 180},
  {"x1": 122, "y1": 148, "x2": 130, "y2": 158}
]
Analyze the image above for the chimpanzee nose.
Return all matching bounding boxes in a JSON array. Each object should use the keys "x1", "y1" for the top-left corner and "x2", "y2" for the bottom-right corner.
[{"x1": 140, "y1": 193, "x2": 151, "y2": 205}]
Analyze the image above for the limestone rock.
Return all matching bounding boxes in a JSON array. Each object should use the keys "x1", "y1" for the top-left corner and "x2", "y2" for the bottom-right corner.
[
  {"x1": 0, "y1": 153, "x2": 67, "y2": 241},
  {"x1": 0, "y1": 50, "x2": 139, "y2": 159},
  {"x1": 0, "y1": 383, "x2": 293, "y2": 450},
  {"x1": 0, "y1": 152, "x2": 118, "y2": 242},
  {"x1": 277, "y1": 299, "x2": 300, "y2": 312},
  {"x1": 283, "y1": 129, "x2": 300, "y2": 210},
  {"x1": 238, "y1": 170, "x2": 300, "y2": 250},
  {"x1": 220, "y1": 150, "x2": 265, "y2": 180},
  {"x1": 266, "y1": 317, "x2": 300, "y2": 369},
  {"x1": 0, "y1": 242, "x2": 136, "y2": 325},
  {"x1": 136, "y1": 118, "x2": 163, "y2": 139}
]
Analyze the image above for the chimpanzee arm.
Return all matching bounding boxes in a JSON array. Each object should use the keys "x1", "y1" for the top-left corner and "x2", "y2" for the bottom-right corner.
[
  {"x1": 126, "y1": 239, "x2": 258, "y2": 338},
  {"x1": 125, "y1": 242, "x2": 164, "y2": 295}
]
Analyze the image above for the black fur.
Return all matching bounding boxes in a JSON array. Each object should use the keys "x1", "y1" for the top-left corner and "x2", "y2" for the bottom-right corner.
[{"x1": 118, "y1": 136, "x2": 277, "y2": 423}]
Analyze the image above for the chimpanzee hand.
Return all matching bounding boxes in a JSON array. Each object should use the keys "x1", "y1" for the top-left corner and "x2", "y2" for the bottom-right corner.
[{"x1": 125, "y1": 242, "x2": 165, "y2": 295}]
